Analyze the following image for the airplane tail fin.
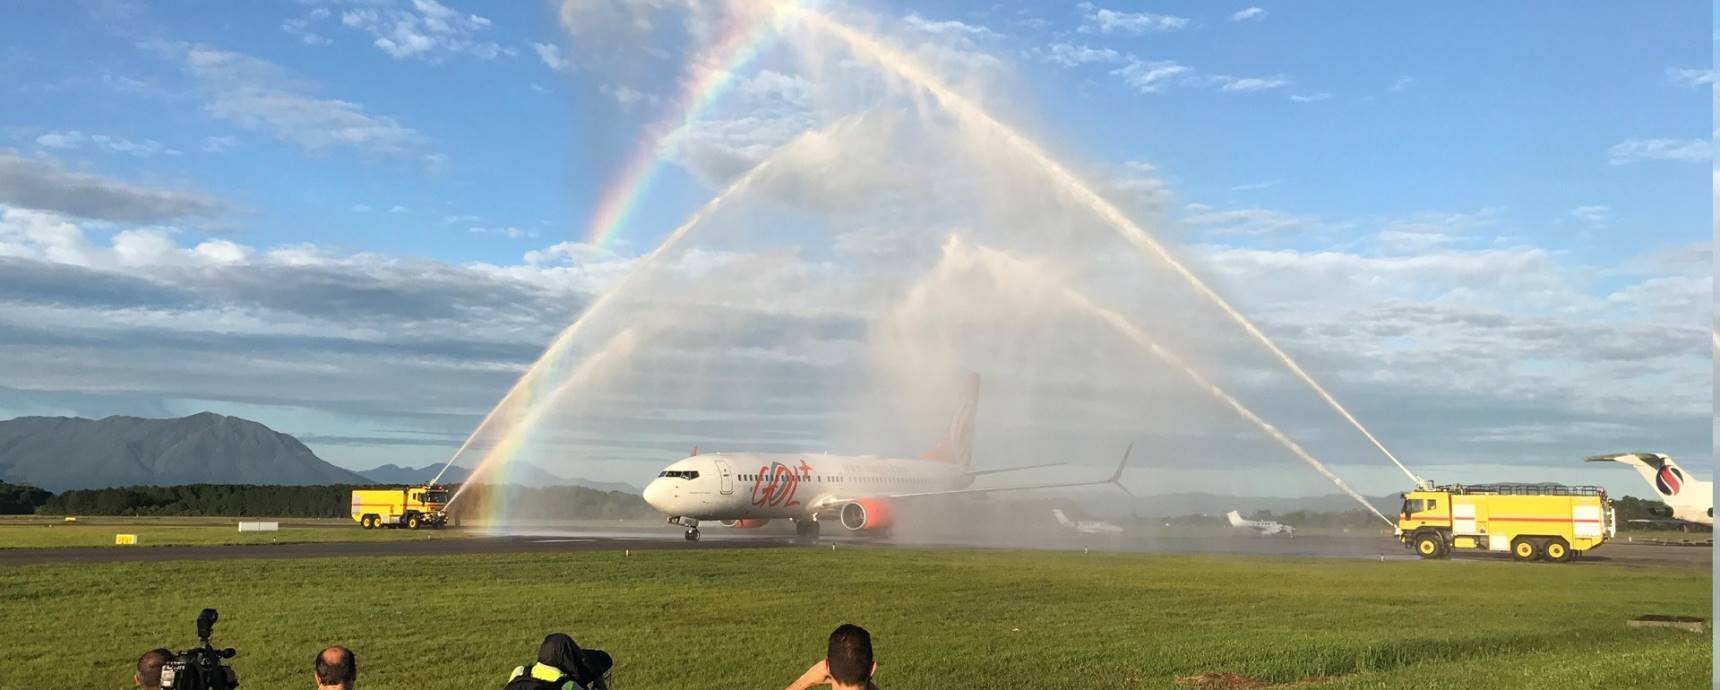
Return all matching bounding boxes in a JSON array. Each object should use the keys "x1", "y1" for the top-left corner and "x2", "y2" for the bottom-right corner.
[
  {"x1": 920, "y1": 373, "x2": 979, "y2": 468},
  {"x1": 1226, "y1": 510, "x2": 1245, "y2": 527},
  {"x1": 1587, "y1": 452, "x2": 1687, "y2": 498},
  {"x1": 1052, "y1": 509, "x2": 1074, "y2": 527}
]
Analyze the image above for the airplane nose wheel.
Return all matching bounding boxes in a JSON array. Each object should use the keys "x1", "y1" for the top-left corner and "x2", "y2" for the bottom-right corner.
[{"x1": 684, "y1": 528, "x2": 701, "y2": 542}]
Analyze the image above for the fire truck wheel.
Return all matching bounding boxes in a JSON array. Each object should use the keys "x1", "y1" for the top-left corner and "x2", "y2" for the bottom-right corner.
[
  {"x1": 1543, "y1": 538, "x2": 1572, "y2": 563},
  {"x1": 1511, "y1": 538, "x2": 1540, "y2": 562},
  {"x1": 406, "y1": 513, "x2": 422, "y2": 530},
  {"x1": 1413, "y1": 533, "x2": 1444, "y2": 559}
]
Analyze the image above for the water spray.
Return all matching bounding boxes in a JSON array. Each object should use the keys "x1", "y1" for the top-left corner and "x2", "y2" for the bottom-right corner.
[
  {"x1": 430, "y1": 117, "x2": 871, "y2": 493},
  {"x1": 429, "y1": 153, "x2": 788, "y2": 488},
  {"x1": 936, "y1": 238, "x2": 1394, "y2": 526},
  {"x1": 785, "y1": 7, "x2": 1424, "y2": 490},
  {"x1": 446, "y1": 328, "x2": 644, "y2": 509}
]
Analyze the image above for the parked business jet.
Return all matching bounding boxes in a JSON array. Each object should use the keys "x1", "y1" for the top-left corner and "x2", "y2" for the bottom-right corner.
[
  {"x1": 1226, "y1": 510, "x2": 1293, "y2": 536},
  {"x1": 642, "y1": 374, "x2": 1133, "y2": 541},
  {"x1": 1586, "y1": 452, "x2": 1712, "y2": 526},
  {"x1": 1052, "y1": 509, "x2": 1123, "y2": 535}
]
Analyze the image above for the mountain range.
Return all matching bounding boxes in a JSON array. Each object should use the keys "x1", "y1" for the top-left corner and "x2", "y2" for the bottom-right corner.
[
  {"x1": 0, "y1": 412, "x2": 370, "y2": 491},
  {"x1": 0, "y1": 413, "x2": 639, "y2": 493}
]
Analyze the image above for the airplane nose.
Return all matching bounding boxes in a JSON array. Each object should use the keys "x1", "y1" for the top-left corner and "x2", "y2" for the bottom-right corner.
[{"x1": 643, "y1": 479, "x2": 671, "y2": 512}]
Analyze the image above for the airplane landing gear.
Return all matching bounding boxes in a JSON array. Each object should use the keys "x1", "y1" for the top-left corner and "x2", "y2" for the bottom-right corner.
[
  {"x1": 794, "y1": 518, "x2": 820, "y2": 544},
  {"x1": 673, "y1": 517, "x2": 701, "y2": 542}
]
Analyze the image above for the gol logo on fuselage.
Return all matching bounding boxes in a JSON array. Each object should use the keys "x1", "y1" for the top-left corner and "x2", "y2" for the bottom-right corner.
[{"x1": 751, "y1": 460, "x2": 812, "y2": 508}]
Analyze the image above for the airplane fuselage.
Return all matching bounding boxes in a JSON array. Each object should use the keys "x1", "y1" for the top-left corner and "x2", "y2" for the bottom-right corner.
[{"x1": 643, "y1": 452, "x2": 972, "y2": 522}]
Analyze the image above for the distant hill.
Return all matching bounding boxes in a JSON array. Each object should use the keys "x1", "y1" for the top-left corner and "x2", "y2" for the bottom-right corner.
[
  {"x1": 358, "y1": 462, "x2": 640, "y2": 493},
  {"x1": 0, "y1": 412, "x2": 372, "y2": 491}
]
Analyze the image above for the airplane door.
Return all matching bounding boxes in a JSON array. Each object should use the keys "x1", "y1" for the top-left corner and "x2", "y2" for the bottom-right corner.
[{"x1": 717, "y1": 460, "x2": 734, "y2": 495}]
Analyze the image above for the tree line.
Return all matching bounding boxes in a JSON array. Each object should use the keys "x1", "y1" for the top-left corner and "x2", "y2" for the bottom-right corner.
[{"x1": 0, "y1": 481, "x2": 652, "y2": 520}]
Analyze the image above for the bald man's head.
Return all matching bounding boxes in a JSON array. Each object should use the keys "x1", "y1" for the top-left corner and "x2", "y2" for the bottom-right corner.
[
  {"x1": 135, "y1": 649, "x2": 173, "y2": 690},
  {"x1": 314, "y1": 646, "x2": 356, "y2": 689}
]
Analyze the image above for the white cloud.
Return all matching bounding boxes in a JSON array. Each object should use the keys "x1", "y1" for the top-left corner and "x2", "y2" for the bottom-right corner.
[
  {"x1": 1029, "y1": 43, "x2": 1121, "y2": 67},
  {"x1": 202, "y1": 136, "x2": 238, "y2": 153},
  {"x1": 35, "y1": 131, "x2": 85, "y2": 149},
  {"x1": 1197, "y1": 74, "x2": 1291, "y2": 92},
  {"x1": 1569, "y1": 205, "x2": 1611, "y2": 228},
  {"x1": 1110, "y1": 60, "x2": 1286, "y2": 95},
  {"x1": 1666, "y1": 67, "x2": 1717, "y2": 88},
  {"x1": 389, "y1": 205, "x2": 409, "y2": 214},
  {"x1": 1230, "y1": 7, "x2": 1267, "y2": 22},
  {"x1": 903, "y1": 13, "x2": 996, "y2": 39},
  {"x1": 165, "y1": 43, "x2": 423, "y2": 154},
  {"x1": 1289, "y1": 92, "x2": 1331, "y2": 103},
  {"x1": 738, "y1": 70, "x2": 809, "y2": 106},
  {"x1": 36, "y1": 131, "x2": 178, "y2": 157},
  {"x1": 1230, "y1": 179, "x2": 1281, "y2": 192},
  {"x1": 1077, "y1": 2, "x2": 1189, "y2": 34},
  {"x1": 333, "y1": 0, "x2": 506, "y2": 61},
  {"x1": 282, "y1": 10, "x2": 333, "y2": 46},
  {"x1": 602, "y1": 84, "x2": 653, "y2": 107},
  {"x1": 469, "y1": 226, "x2": 539, "y2": 240},
  {"x1": 532, "y1": 42, "x2": 571, "y2": 72},
  {"x1": 1112, "y1": 59, "x2": 1190, "y2": 93},
  {"x1": 351, "y1": 204, "x2": 373, "y2": 213},
  {"x1": 1607, "y1": 138, "x2": 1712, "y2": 165},
  {"x1": 1389, "y1": 76, "x2": 1414, "y2": 92},
  {"x1": 1182, "y1": 204, "x2": 1319, "y2": 236}
]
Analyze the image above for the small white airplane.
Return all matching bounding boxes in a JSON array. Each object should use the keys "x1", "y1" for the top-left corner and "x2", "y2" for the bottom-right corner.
[
  {"x1": 1586, "y1": 452, "x2": 1712, "y2": 526},
  {"x1": 1226, "y1": 510, "x2": 1293, "y2": 536},
  {"x1": 641, "y1": 374, "x2": 1133, "y2": 542},
  {"x1": 1052, "y1": 508, "x2": 1123, "y2": 534}
]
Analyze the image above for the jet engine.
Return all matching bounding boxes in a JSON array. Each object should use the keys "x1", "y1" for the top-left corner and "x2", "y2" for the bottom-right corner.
[
  {"x1": 720, "y1": 519, "x2": 770, "y2": 528},
  {"x1": 839, "y1": 499, "x2": 895, "y2": 532}
]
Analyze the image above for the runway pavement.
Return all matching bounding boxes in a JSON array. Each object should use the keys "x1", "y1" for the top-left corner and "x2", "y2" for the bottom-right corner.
[{"x1": 0, "y1": 527, "x2": 1709, "y2": 568}]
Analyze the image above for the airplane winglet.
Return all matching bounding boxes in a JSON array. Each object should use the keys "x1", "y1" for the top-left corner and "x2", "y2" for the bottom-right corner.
[{"x1": 1108, "y1": 442, "x2": 1135, "y2": 498}]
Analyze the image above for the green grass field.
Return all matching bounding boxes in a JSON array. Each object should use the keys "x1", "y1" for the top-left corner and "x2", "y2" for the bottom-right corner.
[{"x1": 0, "y1": 548, "x2": 1708, "y2": 689}]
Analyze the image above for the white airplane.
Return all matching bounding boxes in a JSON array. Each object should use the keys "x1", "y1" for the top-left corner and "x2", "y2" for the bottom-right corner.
[
  {"x1": 1226, "y1": 510, "x2": 1294, "y2": 536},
  {"x1": 1586, "y1": 452, "x2": 1712, "y2": 526},
  {"x1": 641, "y1": 374, "x2": 1133, "y2": 542},
  {"x1": 1052, "y1": 509, "x2": 1123, "y2": 534}
]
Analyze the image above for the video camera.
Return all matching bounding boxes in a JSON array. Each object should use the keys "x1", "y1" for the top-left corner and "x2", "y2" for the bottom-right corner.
[{"x1": 160, "y1": 609, "x2": 239, "y2": 690}]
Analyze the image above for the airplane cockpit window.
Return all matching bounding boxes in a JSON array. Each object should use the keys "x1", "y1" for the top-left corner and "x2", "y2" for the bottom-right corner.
[{"x1": 657, "y1": 470, "x2": 700, "y2": 480}]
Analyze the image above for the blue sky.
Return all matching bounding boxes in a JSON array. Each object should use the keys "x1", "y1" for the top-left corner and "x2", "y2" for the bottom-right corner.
[{"x1": 0, "y1": 1, "x2": 1711, "y2": 498}]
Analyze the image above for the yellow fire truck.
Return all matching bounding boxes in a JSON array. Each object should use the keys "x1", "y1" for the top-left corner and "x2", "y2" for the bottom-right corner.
[
  {"x1": 1397, "y1": 484, "x2": 1615, "y2": 562},
  {"x1": 350, "y1": 485, "x2": 450, "y2": 529}
]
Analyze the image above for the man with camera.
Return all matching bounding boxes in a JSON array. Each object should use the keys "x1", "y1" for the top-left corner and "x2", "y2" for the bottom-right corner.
[
  {"x1": 782, "y1": 624, "x2": 880, "y2": 690},
  {"x1": 135, "y1": 649, "x2": 175, "y2": 690},
  {"x1": 315, "y1": 646, "x2": 358, "y2": 690}
]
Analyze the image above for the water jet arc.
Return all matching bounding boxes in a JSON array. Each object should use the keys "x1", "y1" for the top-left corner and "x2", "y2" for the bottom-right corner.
[{"x1": 789, "y1": 7, "x2": 1422, "y2": 488}]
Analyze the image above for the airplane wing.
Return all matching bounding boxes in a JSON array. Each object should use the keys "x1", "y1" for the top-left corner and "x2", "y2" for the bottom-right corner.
[
  {"x1": 967, "y1": 462, "x2": 1064, "y2": 477},
  {"x1": 816, "y1": 443, "x2": 1132, "y2": 507}
]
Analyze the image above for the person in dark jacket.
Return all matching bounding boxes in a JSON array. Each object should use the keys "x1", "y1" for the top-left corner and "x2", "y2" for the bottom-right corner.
[{"x1": 505, "y1": 633, "x2": 613, "y2": 690}]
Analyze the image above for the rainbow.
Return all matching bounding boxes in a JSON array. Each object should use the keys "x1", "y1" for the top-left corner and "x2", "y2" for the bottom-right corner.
[
  {"x1": 451, "y1": 4, "x2": 802, "y2": 530},
  {"x1": 582, "y1": 1, "x2": 803, "y2": 252}
]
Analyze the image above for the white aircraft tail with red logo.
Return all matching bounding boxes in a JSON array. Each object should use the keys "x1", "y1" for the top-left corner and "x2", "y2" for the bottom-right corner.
[
  {"x1": 1586, "y1": 452, "x2": 1713, "y2": 525},
  {"x1": 920, "y1": 373, "x2": 979, "y2": 469}
]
